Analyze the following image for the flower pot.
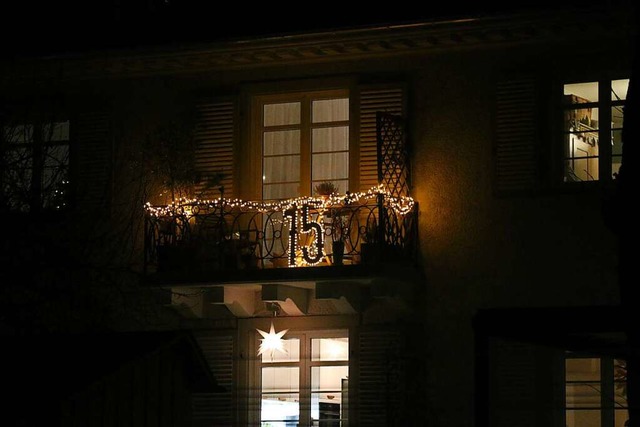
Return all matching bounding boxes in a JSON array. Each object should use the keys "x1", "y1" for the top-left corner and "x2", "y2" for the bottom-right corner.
[
  {"x1": 360, "y1": 242, "x2": 381, "y2": 266},
  {"x1": 332, "y1": 240, "x2": 345, "y2": 265}
]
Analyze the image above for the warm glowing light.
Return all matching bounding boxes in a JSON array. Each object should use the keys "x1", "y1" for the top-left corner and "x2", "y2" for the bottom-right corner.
[
  {"x1": 144, "y1": 185, "x2": 416, "y2": 266},
  {"x1": 328, "y1": 340, "x2": 343, "y2": 359},
  {"x1": 145, "y1": 185, "x2": 414, "y2": 218},
  {"x1": 257, "y1": 323, "x2": 289, "y2": 359}
]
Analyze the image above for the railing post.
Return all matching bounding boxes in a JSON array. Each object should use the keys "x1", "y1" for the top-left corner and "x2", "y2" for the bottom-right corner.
[
  {"x1": 143, "y1": 214, "x2": 149, "y2": 275},
  {"x1": 377, "y1": 192, "x2": 385, "y2": 245}
]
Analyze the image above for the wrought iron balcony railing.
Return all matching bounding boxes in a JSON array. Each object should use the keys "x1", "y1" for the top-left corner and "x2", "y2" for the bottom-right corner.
[{"x1": 144, "y1": 187, "x2": 417, "y2": 276}]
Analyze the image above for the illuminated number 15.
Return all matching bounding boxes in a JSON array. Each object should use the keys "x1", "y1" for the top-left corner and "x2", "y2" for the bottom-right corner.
[{"x1": 285, "y1": 204, "x2": 324, "y2": 266}]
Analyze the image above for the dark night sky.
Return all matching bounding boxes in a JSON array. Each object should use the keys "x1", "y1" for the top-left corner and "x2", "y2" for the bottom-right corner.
[{"x1": 0, "y1": 0, "x2": 631, "y2": 58}]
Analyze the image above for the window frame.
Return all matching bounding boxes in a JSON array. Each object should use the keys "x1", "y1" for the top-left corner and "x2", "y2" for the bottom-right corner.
[
  {"x1": 247, "y1": 86, "x2": 356, "y2": 201},
  {"x1": 257, "y1": 328, "x2": 349, "y2": 426},
  {"x1": 559, "y1": 77, "x2": 628, "y2": 186},
  {"x1": 1, "y1": 116, "x2": 71, "y2": 213},
  {"x1": 564, "y1": 353, "x2": 628, "y2": 427},
  {"x1": 242, "y1": 316, "x2": 358, "y2": 427}
]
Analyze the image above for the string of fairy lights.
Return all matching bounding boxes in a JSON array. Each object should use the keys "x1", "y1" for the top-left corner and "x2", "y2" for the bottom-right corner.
[{"x1": 144, "y1": 184, "x2": 415, "y2": 217}]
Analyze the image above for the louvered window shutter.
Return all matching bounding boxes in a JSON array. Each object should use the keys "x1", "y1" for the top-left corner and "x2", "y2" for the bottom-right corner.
[
  {"x1": 487, "y1": 337, "x2": 558, "y2": 427},
  {"x1": 358, "y1": 328, "x2": 403, "y2": 426},
  {"x1": 191, "y1": 333, "x2": 234, "y2": 427},
  {"x1": 495, "y1": 78, "x2": 539, "y2": 194},
  {"x1": 358, "y1": 86, "x2": 404, "y2": 192},
  {"x1": 74, "y1": 110, "x2": 112, "y2": 212},
  {"x1": 194, "y1": 99, "x2": 235, "y2": 200}
]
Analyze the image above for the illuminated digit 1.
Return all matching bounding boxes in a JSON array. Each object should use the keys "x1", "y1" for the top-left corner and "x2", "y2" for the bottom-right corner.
[
  {"x1": 285, "y1": 207, "x2": 297, "y2": 267},
  {"x1": 301, "y1": 204, "x2": 324, "y2": 265}
]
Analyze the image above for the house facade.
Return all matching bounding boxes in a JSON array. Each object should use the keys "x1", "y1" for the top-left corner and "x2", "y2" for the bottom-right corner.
[{"x1": 1, "y1": 4, "x2": 636, "y2": 426}]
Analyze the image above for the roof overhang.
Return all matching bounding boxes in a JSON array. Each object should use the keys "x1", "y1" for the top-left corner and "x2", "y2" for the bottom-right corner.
[{"x1": 2, "y1": 6, "x2": 634, "y2": 81}]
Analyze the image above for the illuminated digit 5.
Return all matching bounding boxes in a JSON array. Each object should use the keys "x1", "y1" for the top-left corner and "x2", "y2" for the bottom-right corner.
[{"x1": 301, "y1": 204, "x2": 324, "y2": 265}]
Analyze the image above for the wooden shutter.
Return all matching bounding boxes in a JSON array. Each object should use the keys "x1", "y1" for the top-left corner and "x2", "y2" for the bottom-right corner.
[
  {"x1": 495, "y1": 78, "x2": 539, "y2": 194},
  {"x1": 359, "y1": 86, "x2": 404, "y2": 192},
  {"x1": 75, "y1": 110, "x2": 112, "y2": 212},
  {"x1": 358, "y1": 328, "x2": 403, "y2": 426},
  {"x1": 194, "y1": 99, "x2": 235, "y2": 199},
  {"x1": 191, "y1": 333, "x2": 234, "y2": 427},
  {"x1": 487, "y1": 337, "x2": 558, "y2": 427}
]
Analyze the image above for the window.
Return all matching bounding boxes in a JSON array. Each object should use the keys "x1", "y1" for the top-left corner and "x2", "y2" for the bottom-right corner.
[
  {"x1": 565, "y1": 355, "x2": 628, "y2": 427},
  {"x1": 1, "y1": 120, "x2": 70, "y2": 212},
  {"x1": 258, "y1": 90, "x2": 350, "y2": 200},
  {"x1": 563, "y1": 79, "x2": 628, "y2": 182},
  {"x1": 259, "y1": 330, "x2": 349, "y2": 426}
]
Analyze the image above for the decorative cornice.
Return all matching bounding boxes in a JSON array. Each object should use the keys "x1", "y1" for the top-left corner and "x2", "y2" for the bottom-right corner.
[{"x1": 1, "y1": 7, "x2": 635, "y2": 82}]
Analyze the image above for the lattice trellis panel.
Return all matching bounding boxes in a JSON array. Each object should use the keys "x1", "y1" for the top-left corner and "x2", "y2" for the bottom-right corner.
[
  {"x1": 376, "y1": 112, "x2": 414, "y2": 248},
  {"x1": 377, "y1": 112, "x2": 411, "y2": 198}
]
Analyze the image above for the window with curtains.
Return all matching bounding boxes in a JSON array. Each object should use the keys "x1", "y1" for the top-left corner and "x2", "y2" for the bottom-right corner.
[
  {"x1": 258, "y1": 90, "x2": 350, "y2": 200},
  {"x1": 259, "y1": 330, "x2": 349, "y2": 426},
  {"x1": 1, "y1": 120, "x2": 70, "y2": 212},
  {"x1": 562, "y1": 78, "x2": 629, "y2": 183}
]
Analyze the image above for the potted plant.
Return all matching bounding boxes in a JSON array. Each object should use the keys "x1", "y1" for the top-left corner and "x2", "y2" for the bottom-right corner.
[
  {"x1": 331, "y1": 210, "x2": 347, "y2": 265},
  {"x1": 314, "y1": 181, "x2": 338, "y2": 198},
  {"x1": 360, "y1": 219, "x2": 381, "y2": 265}
]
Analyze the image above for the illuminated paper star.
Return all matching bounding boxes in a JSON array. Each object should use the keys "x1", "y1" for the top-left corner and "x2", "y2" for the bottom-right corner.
[{"x1": 257, "y1": 322, "x2": 289, "y2": 359}]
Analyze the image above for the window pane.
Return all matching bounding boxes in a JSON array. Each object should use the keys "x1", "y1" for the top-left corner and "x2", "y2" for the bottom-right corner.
[
  {"x1": 612, "y1": 113, "x2": 624, "y2": 178},
  {"x1": 312, "y1": 126, "x2": 349, "y2": 153},
  {"x1": 566, "y1": 107, "x2": 599, "y2": 131},
  {"x1": 3, "y1": 124, "x2": 33, "y2": 144},
  {"x1": 564, "y1": 108, "x2": 599, "y2": 182},
  {"x1": 312, "y1": 153, "x2": 348, "y2": 182},
  {"x1": 311, "y1": 366, "x2": 349, "y2": 392},
  {"x1": 43, "y1": 121, "x2": 70, "y2": 141},
  {"x1": 612, "y1": 106, "x2": 624, "y2": 130},
  {"x1": 264, "y1": 102, "x2": 301, "y2": 126},
  {"x1": 44, "y1": 145, "x2": 70, "y2": 168},
  {"x1": 262, "y1": 367, "x2": 300, "y2": 392},
  {"x1": 564, "y1": 82, "x2": 598, "y2": 104},
  {"x1": 261, "y1": 366, "x2": 299, "y2": 425},
  {"x1": 261, "y1": 393, "x2": 299, "y2": 426},
  {"x1": 566, "y1": 409, "x2": 601, "y2": 427},
  {"x1": 312, "y1": 337, "x2": 349, "y2": 362},
  {"x1": 612, "y1": 79, "x2": 629, "y2": 101},
  {"x1": 1, "y1": 166, "x2": 31, "y2": 212},
  {"x1": 612, "y1": 128, "x2": 623, "y2": 178},
  {"x1": 264, "y1": 183, "x2": 299, "y2": 200},
  {"x1": 261, "y1": 338, "x2": 300, "y2": 363},
  {"x1": 615, "y1": 383, "x2": 628, "y2": 407},
  {"x1": 4, "y1": 147, "x2": 31, "y2": 166},
  {"x1": 263, "y1": 155, "x2": 300, "y2": 184},
  {"x1": 614, "y1": 359, "x2": 628, "y2": 408},
  {"x1": 311, "y1": 394, "x2": 343, "y2": 425},
  {"x1": 312, "y1": 98, "x2": 349, "y2": 123},
  {"x1": 42, "y1": 166, "x2": 68, "y2": 192},
  {"x1": 566, "y1": 358, "x2": 601, "y2": 382},
  {"x1": 42, "y1": 174, "x2": 69, "y2": 210},
  {"x1": 264, "y1": 130, "x2": 300, "y2": 156},
  {"x1": 312, "y1": 179, "x2": 348, "y2": 195},
  {"x1": 615, "y1": 409, "x2": 629, "y2": 427},
  {"x1": 566, "y1": 383, "x2": 602, "y2": 408}
]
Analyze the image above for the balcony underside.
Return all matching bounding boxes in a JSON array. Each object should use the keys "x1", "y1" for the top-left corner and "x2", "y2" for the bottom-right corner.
[{"x1": 146, "y1": 250, "x2": 422, "y2": 319}]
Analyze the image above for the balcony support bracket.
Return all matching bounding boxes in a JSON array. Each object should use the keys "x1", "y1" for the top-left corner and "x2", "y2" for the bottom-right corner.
[
  {"x1": 208, "y1": 286, "x2": 256, "y2": 317},
  {"x1": 315, "y1": 280, "x2": 370, "y2": 313},
  {"x1": 261, "y1": 284, "x2": 310, "y2": 316}
]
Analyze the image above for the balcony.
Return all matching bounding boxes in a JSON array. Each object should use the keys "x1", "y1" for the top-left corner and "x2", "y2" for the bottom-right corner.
[{"x1": 143, "y1": 187, "x2": 418, "y2": 285}]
